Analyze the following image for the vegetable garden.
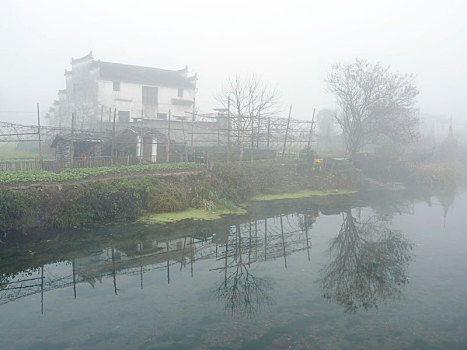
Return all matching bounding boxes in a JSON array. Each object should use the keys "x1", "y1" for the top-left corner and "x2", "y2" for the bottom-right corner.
[{"x1": 0, "y1": 162, "x2": 201, "y2": 184}]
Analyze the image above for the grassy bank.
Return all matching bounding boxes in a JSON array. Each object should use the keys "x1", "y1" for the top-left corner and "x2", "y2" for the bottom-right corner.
[{"x1": 0, "y1": 159, "x2": 359, "y2": 238}]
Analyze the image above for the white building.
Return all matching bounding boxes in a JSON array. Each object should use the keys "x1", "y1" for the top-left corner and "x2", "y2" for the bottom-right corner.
[{"x1": 47, "y1": 51, "x2": 197, "y2": 129}]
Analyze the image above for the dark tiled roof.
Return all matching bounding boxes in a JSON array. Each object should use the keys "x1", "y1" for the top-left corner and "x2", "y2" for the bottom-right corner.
[
  {"x1": 51, "y1": 133, "x2": 108, "y2": 147},
  {"x1": 97, "y1": 61, "x2": 196, "y2": 89}
]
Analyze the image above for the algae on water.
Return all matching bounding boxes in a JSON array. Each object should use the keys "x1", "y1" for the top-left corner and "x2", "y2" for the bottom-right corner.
[
  {"x1": 137, "y1": 207, "x2": 247, "y2": 224},
  {"x1": 251, "y1": 189, "x2": 356, "y2": 201}
]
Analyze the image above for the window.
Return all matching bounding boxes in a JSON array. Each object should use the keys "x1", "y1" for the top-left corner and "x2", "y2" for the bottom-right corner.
[
  {"x1": 113, "y1": 81, "x2": 120, "y2": 91},
  {"x1": 157, "y1": 113, "x2": 167, "y2": 120},
  {"x1": 142, "y1": 86, "x2": 158, "y2": 105},
  {"x1": 177, "y1": 88, "x2": 183, "y2": 97}
]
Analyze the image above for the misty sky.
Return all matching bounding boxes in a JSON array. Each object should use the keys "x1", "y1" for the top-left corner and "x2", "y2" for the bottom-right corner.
[{"x1": 0, "y1": 0, "x2": 466, "y2": 126}]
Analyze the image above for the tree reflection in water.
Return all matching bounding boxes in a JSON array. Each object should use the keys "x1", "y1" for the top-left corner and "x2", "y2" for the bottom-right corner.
[
  {"x1": 213, "y1": 224, "x2": 273, "y2": 318},
  {"x1": 320, "y1": 210, "x2": 413, "y2": 312}
]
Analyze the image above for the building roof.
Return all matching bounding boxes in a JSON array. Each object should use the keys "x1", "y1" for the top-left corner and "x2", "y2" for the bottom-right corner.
[
  {"x1": 96, "y1": 61, "x2": 197, "y2": 89},
  {"x1": 71, "y1": 51, "x2": 94, "y2": 65},
  {"x1": 51, "y1": 133, "x2": 108, "y2": 148}
]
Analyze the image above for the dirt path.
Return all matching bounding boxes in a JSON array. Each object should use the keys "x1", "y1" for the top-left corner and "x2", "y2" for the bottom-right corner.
[{"x1": 1, "y1": 168, "x2": 207, "y2": 190}]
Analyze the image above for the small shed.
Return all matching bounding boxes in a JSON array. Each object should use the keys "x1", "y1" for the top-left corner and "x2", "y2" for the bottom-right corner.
[{"x1": 51, "y1": 133, "x2": 108, "y2": 162}]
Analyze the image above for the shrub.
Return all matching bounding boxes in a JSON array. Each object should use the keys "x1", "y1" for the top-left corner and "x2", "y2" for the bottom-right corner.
[
  {"x1": 299, "y1": 147, "x2": 318, "y2": 163},
  {"x1": 146, "y1": 182, "x2": 188, "y2": 213}
]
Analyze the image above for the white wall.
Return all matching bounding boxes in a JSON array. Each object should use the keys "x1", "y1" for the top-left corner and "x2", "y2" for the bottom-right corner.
[{"x1": 97, "y1": 80, "x2": 195, "y2": 122}]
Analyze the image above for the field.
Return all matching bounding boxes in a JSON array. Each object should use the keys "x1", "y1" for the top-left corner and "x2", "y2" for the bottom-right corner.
[
  {"x1": 0, "y1": 143, "x2": 43, "y2": 159},
  {"x1": 0, "y1": 162, "x2": 201, "y2": 184}
]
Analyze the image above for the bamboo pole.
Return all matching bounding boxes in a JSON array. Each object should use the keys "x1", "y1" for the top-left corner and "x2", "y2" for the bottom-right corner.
[
  {"x1": 282, "y1": 104, "x2": 292, "y2": 158},
  {"x1": 166, "y1": 109, "x2": 171, "y2": 163},
  {"x1": 182, "y1": 119, "x2": 188, "y2": 161},
  {"x1": 307, "y1": 108, "x2": 315, "y2": 148},
  {"x1": 111, "y1": 108, "x2": 116, "y2": 165},
  {"x1": 100, "y1": 105, "x2": 104, "y2": 131},
  {"x1": 250, "y1": 112, "x2": 254, "y2": 163},
  {"x1": 227, "y1": 96, "x2": 231, "y2": 162},
  {"x1": 70, "y1": 112, "x2": 75, "y2": 168},
  {"x1": 36, "y1": 103, "x2": 43, "y2": 169},
  {"x1": 267, "y1": 117, "x2": 271, "y2": 149}
]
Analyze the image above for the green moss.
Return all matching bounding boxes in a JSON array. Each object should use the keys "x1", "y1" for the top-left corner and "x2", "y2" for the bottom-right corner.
[
  {"x1": 251, "y1": 189, "x2": 357, "y2": 201},
  {"x1": 137, "y1": 206, "x2": 247, "y2": 224}
]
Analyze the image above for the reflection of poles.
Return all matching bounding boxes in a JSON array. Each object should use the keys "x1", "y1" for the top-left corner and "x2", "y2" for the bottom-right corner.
[
  {"x1": 280, "y1": 215, "x2": 287, "y2": 269},
  {"x1": 190, "y1": 237, "x2": 194, "y2": 278},
  {"x1": 264, "y1": 219, "x2": 268, "y2": 261},
  {"x1": 224, "y1": 235, "x2": 229, "y2": 287},
  {"x1": 180, "y1": 237, "x2": 187, "y2": 271},
  {"x1": 235, "y1": 225, "x2": 240, "y2": 261},
  {"x1": 166, "y1": 240, "x2": 170, "y2": 284},
  {"x1": 304, "y1": 214, "x2": 311, "y2": 262},
  {"x1": 72, "y1": 259, "x2": 77, "y2": 299},
  {"x1": 248, "y1": 222, "x2": 252, "y2": 267},
  {"x1": 41, "y1": 265, "x2": 44, "y2": 314},
  {"x1": 140, "y1": 255, "x2": 143, "y2": 290},
  {"x1": 214, "y1": 224, "x2": 273, "y2": 318},
  {"x1": 111, "y1": 247, "x2": 117, "y2": 295},
  {"x1": 255, "y1": 220, "x2": 258, "y2": 258}
]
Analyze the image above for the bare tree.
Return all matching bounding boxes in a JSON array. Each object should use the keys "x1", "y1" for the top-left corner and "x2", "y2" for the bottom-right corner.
[
  {"x1": 327, "y1": 58, "x2": 419, "y2": 156},
  {"x1": 217, "y1": 74, "x2": 279, "y2": 160}
]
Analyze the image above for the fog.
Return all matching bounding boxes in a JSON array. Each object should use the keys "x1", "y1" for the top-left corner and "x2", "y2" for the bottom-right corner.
[{"x1": 0, "y1": 0, "x2": 466, "y2": 126}]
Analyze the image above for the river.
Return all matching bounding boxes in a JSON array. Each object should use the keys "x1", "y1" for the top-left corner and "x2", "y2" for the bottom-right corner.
[{"x1": 1, "y1": 188, "x2": 466, "y2": 349}]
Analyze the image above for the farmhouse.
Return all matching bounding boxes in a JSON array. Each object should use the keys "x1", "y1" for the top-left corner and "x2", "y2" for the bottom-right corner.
[
  {"x1": 46, "y1": 52, "x2": 235, "y2": 164},
  {"x1": 47, "y1": 51, "x2": 197, "y2": 129}
]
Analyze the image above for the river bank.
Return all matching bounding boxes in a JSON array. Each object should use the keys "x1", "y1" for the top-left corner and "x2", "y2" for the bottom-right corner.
[{"x1": 0, "y1": 158, "x2": 359, "y2": 239}]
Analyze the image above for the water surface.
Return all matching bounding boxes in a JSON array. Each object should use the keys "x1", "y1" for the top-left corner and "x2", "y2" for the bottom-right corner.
[{"x1": 1, "y1": 189, "x2": 466, "y2": 349}]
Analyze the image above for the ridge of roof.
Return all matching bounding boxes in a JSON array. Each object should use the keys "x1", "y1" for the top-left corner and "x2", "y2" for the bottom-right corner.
[
  {"x1": 71, "y1": 51, "x2": 94, "y2": 65},
  {"x1": 96, "y1": 61, "x2": 196, "y2": 89}
]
